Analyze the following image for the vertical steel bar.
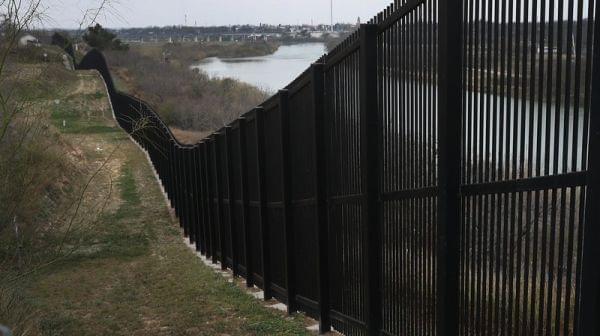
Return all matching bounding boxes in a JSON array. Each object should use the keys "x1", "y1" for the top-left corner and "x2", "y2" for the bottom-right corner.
[
  {"x1": 577, "y1": 0, "x2": 600, "y2": 332},
  {"x1": 437, "y1": 0, "x2": 463, "y2": 335},
  {"x1": 239, "y1": 118, "x2": 253, "y2": 287},
  {"x1": 205, "y1": 140, "x2": 217, "y2": 263},
  {"x1": 168, "y1": 140, "x2": 176, "y2": 207},
  {"x1": 190, "y1": 145, "x2": 198, "y2": 246},
  {"x1": 174, "y1": 146, "x2": 182, "y2": 223},
  {"x1": 278, "y1": 90, "x2": 296, "y2": 313},
  {"x1": 255, "y1": 107, "x2": 272, "y2": 300},
  {"x1": 359, "y1": 23, "x2": 381, "y2": 336},
  {"x1": 213, "y1": 135, "x2": 226, "y2": 270},
  {"x1": 193, "y1": 145, "x2": 201, "y2": 251},
  {"x1": 178, "y1": 146, "x2": 186, "y2": 233},
  {"x1": 312, "y1": 62, "x2": 331, "y2": 333},
  {"x1": 225, "y1": 127, "x2": 239, "y2": 276},
  {"x1": 199, "y1": 142, "x2": 207, "y2": 255},
  {"x1": 184, "y1": 148, "x2": 191, "y2": 239},
  {"x1": 183, "y1": 147, "x2": 190, "y2": 236},
  {"x1": 186, "y1": 147, "x2": 192, "y2": 239}
]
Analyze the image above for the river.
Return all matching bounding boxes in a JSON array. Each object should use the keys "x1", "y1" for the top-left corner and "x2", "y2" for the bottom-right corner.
[
  {"x1": 193, "y1": 43, "x2": 587, "y2": 173},
  {"x1": 192, "y1": 43, "x2": 327, "y2": 93}
]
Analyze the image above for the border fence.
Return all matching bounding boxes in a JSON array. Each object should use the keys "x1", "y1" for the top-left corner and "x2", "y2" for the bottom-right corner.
[{"x1": 72, "y1": 0, "x2": 600, "y2": 335}]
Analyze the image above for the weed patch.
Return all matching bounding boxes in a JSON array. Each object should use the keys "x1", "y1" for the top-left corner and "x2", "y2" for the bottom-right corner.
[
  {"x1": 117, "y1": 165, "x2": 140, "y2": 206},
  {"x1": 51, "y1": 104, "x2": 118, "y2": 134}
]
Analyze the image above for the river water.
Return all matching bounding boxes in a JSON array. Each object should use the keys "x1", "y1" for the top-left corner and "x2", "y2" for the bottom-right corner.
[
  {"x1": 193, "y1": 43, "x2": 587, "y2": 172},
  {"x1": 192, "y1": 43, "x2": 327, "y2": 93}
]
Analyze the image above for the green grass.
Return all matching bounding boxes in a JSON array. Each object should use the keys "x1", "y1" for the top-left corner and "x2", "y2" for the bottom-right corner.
[
  {"x1": 50, "y1": 103, "x2": 119, "y2": 134},
  {"x1": 15, "y1": 66, "x2": 310, "y2": 336},
  {"x1": 10, "y1": 45, "x2": 67, "y2": 64},
  {"x1": 117, "y1": 164, "x2": 141, "y2": 207},
  {"x1": 26, "y1": 154, "x2": 310, "y2": 335},
  {"x1": 86, "y1": 92, "x2": 107, "y2": 100}
]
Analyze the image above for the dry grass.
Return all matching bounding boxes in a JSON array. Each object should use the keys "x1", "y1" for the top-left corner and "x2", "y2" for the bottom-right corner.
[
  {"x1": 170, "y1": 127, "x2": 210, "y2": 145},
  {"x1": 130, "y1": 41, "x2": 280, "y2": 66},
  {"x1": 1, "y1": 53, "x2": 310, "y2": 336},
  {"x1": 104, "y1": 43, "x2": 273, "y2": 134}
]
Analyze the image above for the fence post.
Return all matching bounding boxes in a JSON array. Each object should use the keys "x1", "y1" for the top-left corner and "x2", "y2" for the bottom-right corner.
[
  {"x1": 214, "y1": 133, "x2": 227, "y2": 270},
  {"x1": 162, "y1": 137, "x2": 169, "y2": 189},
  {"x1": 161, "y1": 136, "x2": 168, "y2": 187},
  {"x1": 155, "y1": 131, "x2": 164, "y2": 186},
  {"x1": 189, "y1": 146, "x2": 197, "y2": 245},
  {"x1": 182, "y1": 148, "x2": 190, "y2": 237},
  {"x1": 193, "y1": 145, "x2": 202, "y2": 252},
  {"x1": 279, "y1": 89, "x2": 296, "y2": 313},
  {"x1": 155, "y1": 127, "x2": 164, "y2": 182},
  {"x1": 183, "y1": 148, "x2": 190, "y2": 236},
  {"x1": 172, "y1": 145, "x2": 179, "y2": 214},
  {"x1": 198, "y1": 143, "x2": 207, "y2": 255},
  {"x1": 162, "y1": 141, "x2": 168, "y2": 189},
  {"x1": 162, "y1": 139, "x2": 169, "y2": 190},
  {"x1": 239, "y1": 118, "x2": 254, "y2": 287},
  {"x1": 312, "y1": 62, "x2": 331, "y2": 333},
  {"x1": 209, "y1": 138, "x2": 219, "y2": 264},
  {"x1": 168, "y1": 140, "x2": 176, "y2": 207},
  {"x1": 177, "y1": 146, "x2": 184, "y2": 217},
  {"x1": 205, "y1": 139, "x2": 218, "y2": 263},
  {"x1": 255, "y1": 107, "x2": 272, "y2": 300},
  {"x1": 359, "y1": 23, "x2": 382, "y2": 336},
  {"x1": 175, "y1": 145, "x2": 183, "y2": 228},
  {"x1": 185, "y1": 147, "x2": 193, "y2": 242},
  {"x1": 577, "y1": 0, "x2": 600, "y2": 333},
  {"x1": 225, "y1": 126, "x2": 239, "y2": 276},
  {"x1": 436, "y1": 0, "x2": 463, "y2": 335},
  {"x1": 181, "y1": 147, "x2": 189, "y2": 235},
  {"x1": 203, "y1": 142, "x2": 212, "y2": 258},
  {"x1": 188, "y1": 146, "x2": 194, "y2": 243}
]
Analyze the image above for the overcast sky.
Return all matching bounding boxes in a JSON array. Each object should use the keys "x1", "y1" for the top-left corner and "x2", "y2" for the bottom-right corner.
[{"x1": 43, "y1": 0, "x2": 394, "y2": 29}]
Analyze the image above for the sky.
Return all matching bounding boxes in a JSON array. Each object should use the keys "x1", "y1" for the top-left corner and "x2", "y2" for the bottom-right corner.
[{"x1": 43, "y1": 0, "x2": 395, "y2": 29}]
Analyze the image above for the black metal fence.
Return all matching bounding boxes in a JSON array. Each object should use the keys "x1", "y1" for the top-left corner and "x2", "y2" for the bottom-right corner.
[{"x1": 74, "y1": 0, "x2": 600, "y2": 335}]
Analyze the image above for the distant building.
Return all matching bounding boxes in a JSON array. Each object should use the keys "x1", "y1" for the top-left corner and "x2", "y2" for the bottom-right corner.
[{"x1": 19, "y1": 34, "x2": 39, "y2": 47}]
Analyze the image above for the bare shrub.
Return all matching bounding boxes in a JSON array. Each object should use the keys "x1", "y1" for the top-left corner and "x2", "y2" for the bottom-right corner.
[
  {"x1": 105, "y1": 45, "x2": 269, "y2": 133},
  {"x1": 0, "y1": 1, "x2": 122, "y2": 334}
]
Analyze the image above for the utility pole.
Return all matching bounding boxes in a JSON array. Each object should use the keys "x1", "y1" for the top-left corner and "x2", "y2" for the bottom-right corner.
[{"x1": 330, "y1": 0, "x2": 333, "y2": 32}]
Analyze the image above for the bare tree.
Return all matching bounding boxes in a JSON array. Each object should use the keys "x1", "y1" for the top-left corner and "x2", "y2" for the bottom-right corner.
[{"x1": 0, "y1": 1, "x2": 123, "y2": 335}]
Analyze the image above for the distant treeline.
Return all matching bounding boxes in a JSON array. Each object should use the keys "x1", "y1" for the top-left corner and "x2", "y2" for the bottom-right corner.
[
  {"x1": 52, "y1": 23, "x2": 359, "y2": 44},
  {"x1": 464, "y1": 19, "x2": 593, "y2": 103},
  {"x1": 379, "y1": 19, "x2": 593, "y2": 103},
  {"x1": 376, "y1": 19, "x2": 593, "y2": 50}
]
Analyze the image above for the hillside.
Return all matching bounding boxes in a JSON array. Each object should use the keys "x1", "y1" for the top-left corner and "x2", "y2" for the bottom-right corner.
[
  {"x1": 1, "y1": 52, "x2": 311, "y2": 336},
  {"x1": 103, "y1": 43, "x2": 272, "y2": 138}
]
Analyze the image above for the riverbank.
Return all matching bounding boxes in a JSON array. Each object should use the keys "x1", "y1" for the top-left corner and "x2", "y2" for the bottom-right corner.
[
  {"x1": 130, "y1": 40, "x2": 281, "y2": 67},
  {"x1": 104, "y1": 42, "x2": 271, "y2": 138}
]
